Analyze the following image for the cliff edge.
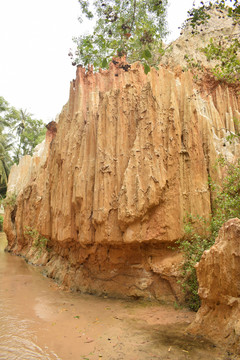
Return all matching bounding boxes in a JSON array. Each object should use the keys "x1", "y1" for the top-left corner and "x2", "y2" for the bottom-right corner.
[{"x1": 4, "y1": 58, "x2": 240, "y2": 302}]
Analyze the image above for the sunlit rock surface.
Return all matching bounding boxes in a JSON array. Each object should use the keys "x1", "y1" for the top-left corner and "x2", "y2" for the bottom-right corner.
[{"x1": 4, "y1": 60, "x2": 240, "y2": 302}]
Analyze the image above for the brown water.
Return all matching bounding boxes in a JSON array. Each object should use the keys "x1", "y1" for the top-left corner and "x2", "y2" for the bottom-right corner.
[{"x1": 0, "y1": 233, "x2": 231, "y2": 360}]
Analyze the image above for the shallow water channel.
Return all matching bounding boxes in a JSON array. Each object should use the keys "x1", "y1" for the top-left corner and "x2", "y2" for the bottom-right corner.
[{"x1": 0, "y1": 233, "x2": 231, "y2": 360}]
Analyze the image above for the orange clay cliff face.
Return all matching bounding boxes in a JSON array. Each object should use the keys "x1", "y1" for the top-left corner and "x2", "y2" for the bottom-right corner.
[{"x1": 4, "y1": 61, "x2": 240, "y2": 302}]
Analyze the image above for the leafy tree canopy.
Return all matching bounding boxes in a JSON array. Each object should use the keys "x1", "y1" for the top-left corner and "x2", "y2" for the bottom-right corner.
[
  {"x1": 0, "y1": 96, "x2": 46, "y2": 197},
  {"x1": 4, "y1": 107, "x2": 46, "y2": 164},
  {"x1": 183, "y1": 0, "x2": 240, "y2": 31},
  {"x1": 0, "y1": 97, "x2": 14, "y2": 197},
  {"x1": 71, "y1": 0, "x2": 168, "y2": 74}
]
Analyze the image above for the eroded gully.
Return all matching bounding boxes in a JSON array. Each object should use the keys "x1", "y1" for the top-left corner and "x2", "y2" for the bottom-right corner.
[{"x1": 0, "y1": 233, "x2": 231, "y2": 360}]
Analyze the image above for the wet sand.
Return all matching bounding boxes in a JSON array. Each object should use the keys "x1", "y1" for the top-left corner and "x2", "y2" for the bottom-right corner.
[{"x1": 0, "y1": 233, "x2": 233, "y2": 359}]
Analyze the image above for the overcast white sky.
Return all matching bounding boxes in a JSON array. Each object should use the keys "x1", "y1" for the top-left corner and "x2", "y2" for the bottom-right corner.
[{"x1": 0, "y1": 0, "x2": 202, "y2": 123}]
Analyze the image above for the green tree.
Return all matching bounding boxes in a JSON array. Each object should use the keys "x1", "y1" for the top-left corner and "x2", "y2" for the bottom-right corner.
[
  {"x1": 4, "y1": 106, "x2": 46, "y2": 164},
  {"x1": 71, "y1": 0, "x2": 168, "y2": 74},
  {"x1": 0, "y1": 97, "x2": 13, "y2": 197},
  {"x1": 0, "y1": 96, "x2": 47, "y2": 196},
  {"x1": 0, "y1": 132, "x2": 13, "y2": 197},
  {"x1": 0, "y1": 96, "x2": 9, "y2": 113}
]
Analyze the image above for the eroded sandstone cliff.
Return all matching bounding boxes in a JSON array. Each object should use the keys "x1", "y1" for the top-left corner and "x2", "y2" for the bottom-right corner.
[
  {"x1": 4, "y1": 59, "x2": 240, "y2": 302},
  {"x1": 189, "y1": 218, "x2": 240, "y2": 353}
]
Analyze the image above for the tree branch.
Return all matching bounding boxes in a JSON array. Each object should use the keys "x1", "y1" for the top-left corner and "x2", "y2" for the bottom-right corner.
[{"x1": 130, "y1": 0, "x2": 137, "y2": 32}]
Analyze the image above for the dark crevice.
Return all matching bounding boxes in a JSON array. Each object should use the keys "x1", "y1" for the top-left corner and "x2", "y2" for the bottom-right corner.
[{"x1": 11, "y1": 205, "x2": 17, "y2": 224}]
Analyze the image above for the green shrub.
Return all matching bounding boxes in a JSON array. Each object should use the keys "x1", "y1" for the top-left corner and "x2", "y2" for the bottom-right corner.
[
  {"x1": 177, "y1": 158, "x2": 240, "y2": 311},
  {"x1": 2, "y1": 192, "x2": 17, "y2": 209},
  {"x1": 211, "y1": 158, "x2": 240, "y2": 237},
  {"x1": 181, "y1": 1, "x2": 240, "y2": 84},
  {"x1": 176, "y1": 215, "x2": 214, "y2": 311},
  {"x1": 201, "y1": 38, "x2": 240, "y2": 83},
  {"x1": 24, "y1": 226, "x2": 49, "y2": 254},
  {"x1": 0, "y1": 215, "x2": 3, "y2": 232}
]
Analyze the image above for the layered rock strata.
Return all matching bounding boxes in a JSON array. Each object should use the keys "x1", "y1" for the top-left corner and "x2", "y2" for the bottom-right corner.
[
  {"x1": 189, "y1": 218, "x2": 240, "y2": 353},
  {"x1": 4, "y1": 62, "x2": 240, "y2": 301}
]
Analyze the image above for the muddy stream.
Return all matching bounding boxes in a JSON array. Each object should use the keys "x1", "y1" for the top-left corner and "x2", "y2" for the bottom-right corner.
[{"x1": 0, "y1": 233, "x2": 232, "y2": 360}]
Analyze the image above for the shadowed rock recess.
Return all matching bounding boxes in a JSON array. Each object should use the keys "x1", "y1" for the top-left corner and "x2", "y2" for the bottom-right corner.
[{"x1": 4, "y1": 60, "x2": 240, "y2": 303}]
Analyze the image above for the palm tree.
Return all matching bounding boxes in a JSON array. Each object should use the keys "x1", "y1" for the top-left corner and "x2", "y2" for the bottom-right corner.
[
  {"x1": 0, "y1": 131, "x2": 13, "y2": 197},
  {"x1": 5, "y1": 107, "x2": 30, "y2": 164},
  {"x1": 0, "y1": 97, "x2": 13, "y2": 196},
  {"x1": 0, "y1": 97, "x2": 46, "y2": 186}
]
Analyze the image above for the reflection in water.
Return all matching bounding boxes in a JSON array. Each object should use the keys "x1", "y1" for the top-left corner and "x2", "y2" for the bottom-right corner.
[{"x1": 0, "y1": 233, "x2": 60, "y2": 360}]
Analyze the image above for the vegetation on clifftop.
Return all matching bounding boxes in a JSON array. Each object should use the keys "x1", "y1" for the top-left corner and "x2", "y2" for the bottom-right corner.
[
  {"x1": 70, "y1": 0, "x2": 240, "y2": 79},
  {"x1": 182, "y1": 0, "x2": 240, "y2": 84},
  {"x1": 70, "y1": 0, "x2": 168, "y2": 74},
  {"x1": 182, "y1": 0, "x2": 240, "y2": 31}
]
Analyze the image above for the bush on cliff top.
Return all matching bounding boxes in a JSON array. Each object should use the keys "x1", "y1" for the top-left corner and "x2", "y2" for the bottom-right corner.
[
  {"x1": 70, "y1": 0, "x2": 168, "y2": 73},
  {"x1": 182, "y1": 0, "x2": 240, "y2": 32},
  {"x1": 182, "y1": 0, "x2": 240, "y2": 84},
  {"x1": 71, "y1": 0, "x2": 240, "y2": 78}
]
